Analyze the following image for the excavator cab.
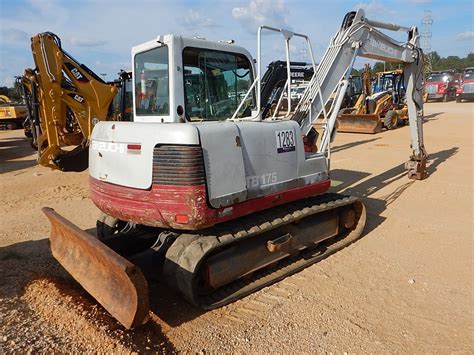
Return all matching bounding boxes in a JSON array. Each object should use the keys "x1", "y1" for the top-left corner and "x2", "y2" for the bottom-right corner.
[
  {"x1": 109, "y1": 71, "x2": 133, "y2": 122},
  {"x1": 131, "y1": 36, "x2": 257, "y2": 124},
  {"x1": 260, "y1": 61, "x2": 314, "y2": 119}
]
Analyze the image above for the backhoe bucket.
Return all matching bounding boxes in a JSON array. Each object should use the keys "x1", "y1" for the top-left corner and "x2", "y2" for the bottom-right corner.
[
  {"x1": 42, "y1": 207, "x2": 149, "y2": 329},
  {"x1": 337, "y1": 114, "x2": 382, "y2": 134}
]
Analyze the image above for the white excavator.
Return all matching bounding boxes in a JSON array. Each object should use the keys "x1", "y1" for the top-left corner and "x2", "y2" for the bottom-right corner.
[{"x1": 43, "y1": 9, "x2": 428, "y2": 329}]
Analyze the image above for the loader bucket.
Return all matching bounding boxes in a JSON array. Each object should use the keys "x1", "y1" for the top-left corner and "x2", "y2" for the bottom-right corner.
[
  {"x1": 42, "y1": 207, "x2": 149, "y2": 329},
  {"x1": 337, "y1": 114, "x2": 382, "y2": 134}
]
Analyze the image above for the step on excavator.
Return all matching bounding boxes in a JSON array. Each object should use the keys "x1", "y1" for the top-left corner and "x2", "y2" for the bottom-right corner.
[
  {"x1": 19, "y1": 33, "x2": 131, "y2": 171},
  {"x1": 43, "y1": 9, "x2": 428, "y2": 329}
]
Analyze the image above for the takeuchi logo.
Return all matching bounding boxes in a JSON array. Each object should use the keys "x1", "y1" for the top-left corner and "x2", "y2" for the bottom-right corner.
[
  {"x1": 369, "y1": 37, "x2": 396, "y2": 56},
  {"x1": 91, "y1": 141, "x2": 127, "y2": 154}
]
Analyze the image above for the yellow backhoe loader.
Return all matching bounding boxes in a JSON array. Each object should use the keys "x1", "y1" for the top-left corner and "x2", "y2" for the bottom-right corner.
[
  {"x1": 338, "y1": 68, "x2": 407, "y2": 133},
  {"x1": 20, "y1": 32, "x2": 131, "y2": 171}
]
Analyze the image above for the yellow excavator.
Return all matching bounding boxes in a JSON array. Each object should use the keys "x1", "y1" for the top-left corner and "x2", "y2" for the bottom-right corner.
[
  {"x1": 338, "y1": 68, "x2": 407, "y2": 133},
  {"x1": 20, "y1": 32, "x2": 131, "y2": 171},
  {"x1": 0, "y1": 94, "x2": 28, "y2": 130}
]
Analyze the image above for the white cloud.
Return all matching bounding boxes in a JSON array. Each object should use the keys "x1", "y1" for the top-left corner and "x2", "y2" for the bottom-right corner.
[
  {"x1": 232, "y1": 0, "x2": 289, "y2": 33},
  {"x1": 0, "y1": 76, "x2": 16, "y2": 87},
  {"x1": 0, "y1": 51, "x2": 30, "y2": 87},
  {"x1": 180, "y1": 10, "x2": 218, "y2": 31},
  {"x1": 411, "y1": 0, "x2": 432, "y2": 3},
  {"x1": 0, "y1": 28, "x2": 30, "y2": 44},
  {"x1": 354, "y1": 1, "x2": 397, "y2": 17},
  {"x1": 457, "y1": 31, "x2": 474, "y2": 40},
  {"x1": 68, "y1": 37, "x2": 108, "y2": 47}
]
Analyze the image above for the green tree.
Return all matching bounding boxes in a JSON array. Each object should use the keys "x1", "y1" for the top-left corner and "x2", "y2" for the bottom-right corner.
[
  {"x1": 464, "y1": 53, "x2": 474, "y2": 68},
  {"x1": 351, "y1": 68, "x2": 360, "y2": 76},
  {"x1": 356, "y1": 52, "x2": 474, "y2": 76},
  {"x1": 0, "y1": 80, "x2": 22, "y2": 101},
  {"x1": 370, "y1": 62, "x2": 400, "y2": 75},
  {"x1": 430, "y1": 51, "x2": 441, "y2": 63}
]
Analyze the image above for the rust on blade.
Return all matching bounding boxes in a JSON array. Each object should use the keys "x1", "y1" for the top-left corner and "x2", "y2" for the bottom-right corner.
[
  {"x1": 337, "y1": 114, "x2": 382, "y2": 134},
  {"x1": 42, "y1": 207, "x2": 149, "y2": 329}
]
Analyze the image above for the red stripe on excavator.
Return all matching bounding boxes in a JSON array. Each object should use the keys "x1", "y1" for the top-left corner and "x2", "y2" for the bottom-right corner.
[
  {"x1": 127, "y1": 144, "x2": 141, "y2": 150},
  {"x1": 90, "y1": 177, "x2": 331, "y2": 230}
]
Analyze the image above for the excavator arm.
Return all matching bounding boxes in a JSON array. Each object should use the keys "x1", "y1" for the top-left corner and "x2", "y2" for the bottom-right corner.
[
  {"x1": 23, "y1": 32, "x2": 118, "y2": 171},
  {"x1": 291, "y1": 9, "x2": 427, "y2": 179}
]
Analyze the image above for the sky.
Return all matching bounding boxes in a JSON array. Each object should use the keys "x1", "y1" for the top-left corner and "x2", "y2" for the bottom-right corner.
[{"x1": 0, "y1": 0, "x2": 473, "y2": 87}]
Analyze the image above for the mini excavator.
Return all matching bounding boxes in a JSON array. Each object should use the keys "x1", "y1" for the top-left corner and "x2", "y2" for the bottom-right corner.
[{"x1": 43, "y1": 9, "x2": 428, "y2": 328}]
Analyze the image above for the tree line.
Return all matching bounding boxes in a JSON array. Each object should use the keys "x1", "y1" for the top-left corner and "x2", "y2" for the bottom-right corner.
[
  {"x1": 353, "y1": 52, "x2": 474, "y2": 76},
  {"x1": 0, "y1": 81, "x2": 22, "y2": 102}
]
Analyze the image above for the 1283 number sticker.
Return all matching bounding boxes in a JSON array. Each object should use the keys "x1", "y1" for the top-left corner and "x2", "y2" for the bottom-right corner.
[{"x1": 275, "y1": 129, "x2": 296, "y2": 153}]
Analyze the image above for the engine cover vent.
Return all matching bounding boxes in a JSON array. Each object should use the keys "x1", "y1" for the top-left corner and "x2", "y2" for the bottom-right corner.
[{"x1": 152, "y1": 145, "x2": 205, "y2": 186}]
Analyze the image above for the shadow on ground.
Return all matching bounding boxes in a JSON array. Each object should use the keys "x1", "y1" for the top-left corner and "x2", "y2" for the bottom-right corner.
[
  {"x1": 0, "y1": 132, "x2": 36, "y2": 173},
  {"x1": 423, "y1": 111, "x2": 444, "y2": 123},
  {"x1": 331, "y1": 137, "x2": 381, "y2": 153},
  {"x1": 331, "y1": 147, "x2": 459, "y2": 234}
]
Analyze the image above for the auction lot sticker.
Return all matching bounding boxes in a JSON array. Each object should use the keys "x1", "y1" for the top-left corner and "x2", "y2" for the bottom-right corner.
[{"x1": 275, "y1": 129, "x2": 296, "y2": 153}]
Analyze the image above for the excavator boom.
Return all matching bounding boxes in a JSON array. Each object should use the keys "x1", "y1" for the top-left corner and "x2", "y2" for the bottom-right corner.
[{"x1": 287, "y1": 10, "x2": 427, "y2": 178}]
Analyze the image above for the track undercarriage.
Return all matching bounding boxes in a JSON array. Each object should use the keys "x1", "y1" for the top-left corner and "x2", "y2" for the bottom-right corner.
[{"x1": 44, "y1": 193, "x2": 366, "y2": 329}]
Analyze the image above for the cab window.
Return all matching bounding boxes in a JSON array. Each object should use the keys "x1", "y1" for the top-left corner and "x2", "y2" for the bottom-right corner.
[
  {"x1": 182, "y1": 47, "x2": 255, "y2": 121},
  {"x1": 134, "y1": 46, "x2": 169, "y2": 116}
]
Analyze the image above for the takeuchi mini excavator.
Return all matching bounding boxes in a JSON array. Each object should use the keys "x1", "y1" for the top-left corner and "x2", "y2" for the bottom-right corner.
[{"x1": 43, "y1": 9, "x2": 428, "y2": 329}]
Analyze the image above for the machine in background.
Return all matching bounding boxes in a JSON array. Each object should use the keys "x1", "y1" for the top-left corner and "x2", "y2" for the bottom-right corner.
[
  {"x1": 0, "y1": 95, "x2": 28, "y2": 130},
  {"x1": 425, "y1": 70, "x2": 460, "y2": 102},
  {"x1": 456, "y1": 67, "x2": 474, "y2": 102},
  {"x1": 20, "y1": 33, "x2": 132, "y2": 171},
  {"x1": 338, "y1": 68, "x2": 408, "y2": 133}
]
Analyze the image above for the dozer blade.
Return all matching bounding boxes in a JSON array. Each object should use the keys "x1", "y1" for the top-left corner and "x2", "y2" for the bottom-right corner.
[
  {"x1": 42, "y1": 207, "x2": 149, "y2": 329},
  {"x1": 337, "y1": 114, "x2": 382, "y2": 134}
]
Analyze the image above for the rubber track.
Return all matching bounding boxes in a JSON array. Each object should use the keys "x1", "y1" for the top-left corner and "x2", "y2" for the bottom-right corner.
[{"x1": 163, "y1": 193, "x2": 366, "y2": 309}]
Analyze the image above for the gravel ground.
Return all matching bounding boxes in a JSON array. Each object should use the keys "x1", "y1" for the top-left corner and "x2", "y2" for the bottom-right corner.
[{"x1": 0, "y1": 101, "x2": 472, "y2": 352}]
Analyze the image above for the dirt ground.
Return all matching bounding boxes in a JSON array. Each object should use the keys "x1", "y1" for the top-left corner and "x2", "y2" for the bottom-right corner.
[{"x1": 0, "y1": 101, "x2": 472, "y2": 353}]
